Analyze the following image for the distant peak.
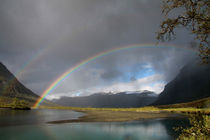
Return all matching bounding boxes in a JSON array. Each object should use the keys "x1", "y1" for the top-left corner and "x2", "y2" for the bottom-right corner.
[{"x1": 89, "y1": 90, "x2": 157, "y2": 97}]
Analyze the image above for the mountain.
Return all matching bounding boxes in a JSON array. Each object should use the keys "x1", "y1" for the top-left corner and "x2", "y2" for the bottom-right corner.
[
  {"x1": 153, "y1": 62, "x2": 210, "y2": 105},
  {"x1": 52, "y1": 91, "x2": 158, "y2": 108},
  {"x1": 157, "y1": 97, "x2": 210, "y2": 109},
  {"x1": 0, "y1": 62, "x2": 39, "y2": 102}
]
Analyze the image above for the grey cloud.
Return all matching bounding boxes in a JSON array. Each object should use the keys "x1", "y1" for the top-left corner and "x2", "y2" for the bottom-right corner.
[
  {"x1": 0, "y1": 0, "x2": 197, "y2": 95},
  {"x1": 97, "y1": 47, "x2": 197, "y2": 82},
  {"x1": 51, "y1": 47, "x2": 196, "y2": 97},
  {"x1": 101, "y1": 69, "x2": 122, "y2": 80}
]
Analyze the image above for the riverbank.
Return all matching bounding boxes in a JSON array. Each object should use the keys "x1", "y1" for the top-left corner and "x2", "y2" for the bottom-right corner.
[
  {"x1": 48, "y1": 110, "x2": 183, "y2": 124},
  {"x1": 39, "y1": 99, "x2": 210, "y2": 124}
]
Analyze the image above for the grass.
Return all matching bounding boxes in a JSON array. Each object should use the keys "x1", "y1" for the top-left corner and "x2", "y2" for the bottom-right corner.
[
  {"x1": 48, "y1": 110, "x2": 179, "y2": 124},
  {"x1": 34, "y1": 97, "x2": 210, "y2": 122},
  {"x1": 0, "y1": 96, "x2": 57, "y2": 110},
  {"x1": 37, "y1": 105, "x2": 210, "y2": 115},
  {"x1": 36, "y1": 97, "x2": 210, "y2": 112},
  {"x1": 37, "y1": 105, "x2": 160, "y2": 112},
  {"x1": 157, "y1": 97, "x2": 210, "y2": 108},
  {"x1": 39, "y1": 103, "x2": 210, "y2": 125},
  {"x1": 2, "y1": 96, "x2": 210, "y2": 139},
  {"x1": 0, "y1": 97, "x2": 31, "y2": 110},
  {"x1": 40, "y1": 97, "x2": 210, "y2": 140}
]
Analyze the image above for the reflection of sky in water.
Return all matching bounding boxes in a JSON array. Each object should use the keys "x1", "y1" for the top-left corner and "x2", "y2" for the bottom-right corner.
[
  {"x1": 0, "y1": 109, "x2": 84, "y2": 126},
  {"x1": 0, "y1": 121, "x2": 181, "y2": 140},
  {"x1": 99, "y1": 121, "x2": 169, "y2": 139},
  {"x1": 52, "y1": 121, "x2": 172, "y2": 140},
  {"x1": 0, "y1": 109, "x2": 188, "y2": 140}
]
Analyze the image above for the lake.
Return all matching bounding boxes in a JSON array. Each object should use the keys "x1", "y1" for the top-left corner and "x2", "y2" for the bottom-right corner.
[{"x1": 0, "y1": 109, "x2": 189, "y2": 140}]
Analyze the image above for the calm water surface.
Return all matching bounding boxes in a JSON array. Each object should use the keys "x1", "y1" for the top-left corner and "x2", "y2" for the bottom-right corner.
[{"x1": 0, "y1": 109, "x2": 189, "y2": 140}]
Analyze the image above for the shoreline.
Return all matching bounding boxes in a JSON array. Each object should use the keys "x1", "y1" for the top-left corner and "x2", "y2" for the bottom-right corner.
[{"x1": 47, "y1": 110, "x2": 185, "y2": 124}]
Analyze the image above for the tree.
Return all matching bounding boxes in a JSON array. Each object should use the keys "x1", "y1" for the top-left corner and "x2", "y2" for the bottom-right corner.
[
  {"x1": 176, "y1": 114, "x2": 210, "y2": 140},
  {"x1": 157, "y1": 0, "x2": 210, "y2": 63}
]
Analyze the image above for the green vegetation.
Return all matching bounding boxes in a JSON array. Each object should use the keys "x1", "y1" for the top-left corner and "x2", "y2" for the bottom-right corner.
[
  {"x1": 48, "y1": 110, "x2": 177, "y2": 124},
  {"x1": 38, "y1": 97, "x2": 210, "y2": 115},
  {"x1": 157, "y1": 0, "x2": 210, "y2": 63},
  {"x1": 10, "y1": 98, "x2": 31, "y2": 110},
  {"x1": 37, "y1": 105, "x2": 160, "y2": 112},
  {"x1": 41, "y1": 97, "x2": 210, "y2": 139},
  {"x1": 158, "y1": 97, "x2": 210, "y2": 108},
  {"x1": 171, "y1": 97, "x2": 210, "y2": 139},
  {"x1": 176, "y1": 114, "x2": 210, "y2": 140},
  {"x1": 1, "y1": 96, "x2": 209, "y2": 139},
  {"x1": 0, "y1": 97, "x2": 31, "y2": 110}
]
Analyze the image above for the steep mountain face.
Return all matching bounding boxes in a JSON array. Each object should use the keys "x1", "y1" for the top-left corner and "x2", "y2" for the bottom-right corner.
[
  {"x1": 153, "y1": 62, "x2": 210, "y2": 105},
  {"x1": 0, "y1": 62, "x2": 39, "y2": 102},
  {"x1": 52, "y1": 91, "x2": 158, "y2": 108}
]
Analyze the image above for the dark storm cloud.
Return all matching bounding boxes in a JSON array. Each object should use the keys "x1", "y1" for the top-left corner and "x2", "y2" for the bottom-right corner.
[
  {"x1": 101, "y1": 69, "x2": 122, "y2": 80},
  {"x1": 0, "y1": 0, "x2": 196, "y2": 95},
  {"x1": 95, "y1": 47, "x2": 196, "y2": 82}
]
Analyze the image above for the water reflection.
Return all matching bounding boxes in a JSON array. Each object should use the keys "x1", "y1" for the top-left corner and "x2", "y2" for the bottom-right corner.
[
  {"x1": 0, "y1": 109, "x2": 189, "y2": 140},
  {"x1": 0, "y1": 109, "x2": 84, "y2": 126},
  {"x1": 43, "y1": 119, "x2": 188, "y2": 140},
  {"x1": 160, "y1": 118, "x2": 189, "y2": 138},
  {"x1": 78, "y1": 121, "x2": 170, "y2": 140}
]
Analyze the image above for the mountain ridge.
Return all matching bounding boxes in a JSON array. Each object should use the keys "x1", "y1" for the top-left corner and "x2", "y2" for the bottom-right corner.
[
  {"x1": 0, "y1": 62, "x2": 39, "y2": 103},
  {"x1": 52, "y1": 91, "x2": 158, "y2": 108},
  {"x1": 153, "y1": 62, "x2": 210, "y2": 105}
]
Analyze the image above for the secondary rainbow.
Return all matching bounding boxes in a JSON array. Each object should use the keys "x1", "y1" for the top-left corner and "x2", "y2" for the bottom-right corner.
[{"x1": 33, "y1": 44, "x2": 193, "y2": 108}]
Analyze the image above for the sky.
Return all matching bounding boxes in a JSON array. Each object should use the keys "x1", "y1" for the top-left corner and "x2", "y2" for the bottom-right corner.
[{"x1": 0, "y1": 0, "x2": 198, "y2": 100}]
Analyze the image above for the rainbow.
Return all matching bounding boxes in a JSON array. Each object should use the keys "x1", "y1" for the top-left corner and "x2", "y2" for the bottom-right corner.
[
  {"x1": 33, "y1": 44, "x2": 194, "y2": 108},
  {"x1": 2, "y1": 28, "x2": 80, "y2": 94},
  {"x1": 1, "y1": 35, "x2": 65, "y2": 94},
  {"x1": 1, "y1": 48, "x2": 49, "y2": 94}
]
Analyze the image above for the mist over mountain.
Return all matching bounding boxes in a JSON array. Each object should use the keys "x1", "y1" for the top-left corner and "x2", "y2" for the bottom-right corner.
[
  {"x1": 153, "y1": 62, "x2": 210, "y2": 105},
  {"x1": 52, "y1": 91, "x2": 158, "y2": 108},
  {"x1": 1, "y1": 59, "x2": 209, "y2": 108},
  {"x1": 52, "y1": 61, "x2": 210, "y2": 107},
  {"x1": 0, "y1": 62, "x2": 39, "y2": 102}
]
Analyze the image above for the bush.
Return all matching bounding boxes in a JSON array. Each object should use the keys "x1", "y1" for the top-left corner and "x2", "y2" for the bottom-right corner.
[
  {"x1": 176, "y1": 114, "x2": 210, "y2": 140},
  {"x1": 10, "y1": 98, "x2": 30, "y2": 109}
]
